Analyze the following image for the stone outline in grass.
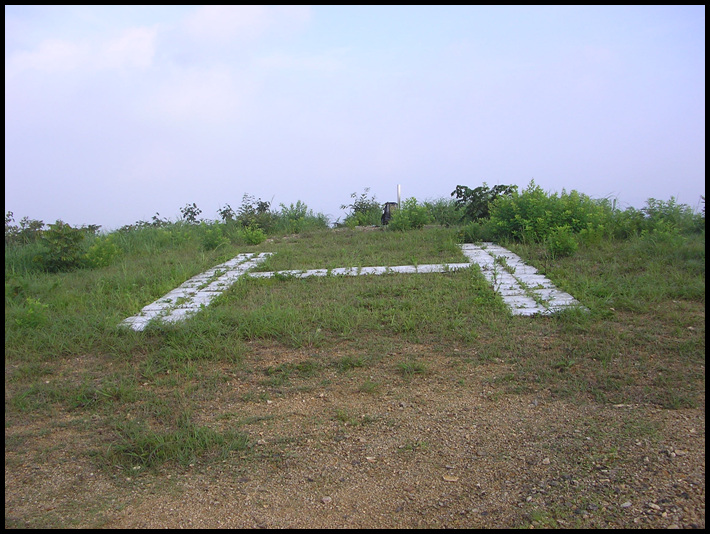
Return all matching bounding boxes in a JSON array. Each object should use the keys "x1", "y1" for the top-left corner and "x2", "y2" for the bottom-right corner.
[{"x1": 120, "y1": 243, "x2": 585, "y2": 330}]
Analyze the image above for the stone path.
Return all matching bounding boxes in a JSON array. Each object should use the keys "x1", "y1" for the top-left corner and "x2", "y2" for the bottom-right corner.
[
  {"x1": 120, "y1": 243, "x2": 583, "y2": 330},
  {"x1": 120, "y1": 253, "x2": 272, "y2": 331}
]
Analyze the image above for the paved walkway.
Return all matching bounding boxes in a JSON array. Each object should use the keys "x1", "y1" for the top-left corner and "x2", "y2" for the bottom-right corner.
[{"x1": 120, "y1": 243, "x2": 583, "y2": 330}]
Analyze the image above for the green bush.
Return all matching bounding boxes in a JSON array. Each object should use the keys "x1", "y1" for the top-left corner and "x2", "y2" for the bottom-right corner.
[
  {"x1": 545, "y1": 225, "x2": 578, "y2": 258},
  {"x1": 490, "y1": 180, "x2": 612, "y2": 245},
  {"x1": 451, "y1": 183, "x2": 518, "y2": 222},
  {"x1": 236, "y1": 194, "x2": 276, "y2": 231},
  {"x1": 33, "y1": 220, "x2": 86, "y2": 272},
  {"x1": 458, "y1": 219, "x2": 497, "y2": 243},
  {"x1": 275, "y1": 201, "x2": 329, "y2": 234},
  {"x1": 199, "y1": 223, "x2": 230, "y2": 251},
  {"x1": 85, "y1": 235, "x2": 123, "y2": 268},
  {"x1": 423, "y1": 198, "x2": 460, "y2": 227},
  {"x1": 239, "y1": 225, "x2": 267, "y2": 245},
  {"x1": 5, "y1": 212, "x2": 46, "y2": 245},
  {"x1": 387, "y1": 197, "x2": 432, "y2": 231},
  {"x1": 340, "y1": 188, "x2": 382, "y2": 227}
]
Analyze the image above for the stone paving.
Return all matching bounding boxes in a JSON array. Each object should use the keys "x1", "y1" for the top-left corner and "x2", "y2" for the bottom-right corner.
[
  {"x1": 120, "y1": 243, "x2": 583, "y2": 330},
  {"x1": 120, "y1": 252, "x2": 272, "y2": 331}
]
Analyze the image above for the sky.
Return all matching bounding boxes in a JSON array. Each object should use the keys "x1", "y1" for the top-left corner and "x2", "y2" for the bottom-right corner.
[{"x1": 5, "y1": 5, "x2": 706, "y2": 231}]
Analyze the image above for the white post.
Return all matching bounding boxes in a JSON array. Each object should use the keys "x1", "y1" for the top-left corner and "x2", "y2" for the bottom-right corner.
[{"x1": 397, "y1": 184, "x2": 401, "y2": 207}]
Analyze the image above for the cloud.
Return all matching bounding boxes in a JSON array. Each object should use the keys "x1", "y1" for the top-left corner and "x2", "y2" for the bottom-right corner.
[
  {"x1": 101, "y1": 26, "x2": 158, "y2": 70},
  {"x1": 145, "y1": 65, "x2": 255, "y2": 124},
  {"x1": 183, "y1": 5, "x2": 310, "y2": 43},
  {"x1": 6, "y1": 38, "x2": 89, "y2": 76},
  {"x1": 6, "y1": 25, "x2": 158, "y2": 77}
]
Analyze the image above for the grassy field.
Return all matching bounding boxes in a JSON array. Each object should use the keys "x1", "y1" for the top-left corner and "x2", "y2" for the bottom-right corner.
[{"x1": 4, "y1": 224, "x2": 705, "y2": 528}]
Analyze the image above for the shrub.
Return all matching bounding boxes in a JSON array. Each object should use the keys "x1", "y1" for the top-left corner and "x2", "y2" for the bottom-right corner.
[
  {"x1": 451, "y1": 183, "x2": 518, "y2": 222},
  {"x1": 545, "y1": 225, "x2": 578, "y2": 258},
  {"x1": 387, "y1": 197, "x2": 432, "y2": 231},
  {"x1": 217, "y1": 204, "x2": 237, "y2": 224},
  {"x1": 199, "y1": 223, "x2": 230, "y2": 251},
  {"x1": 180, "y1": 203, "x2": 202, "y2": 224},
  {"x1": 340, "y1": 188, "x2": 382, "y2": 227},
  {"x1": 490, "y1": 180, "x2": 613, "y2": 245},
  {"x1": 5, "y1": 212, "x2": 45, "y2": 245},
  {"x1": 276, "y1": 201, "x2": 329, "y2": 234},
  {"x1": 458, "y1": 219, "x2": 497, "y2": 243},
  {"x1": 85, "y1": 235, "x2": 122, "y2": 268},
  {"x1": 236, "y1": 194, "x2": 276, "y2": 231},
  {"x1": 424, "y1": 198, "x2": 460, "y2": 227},
  {"x1": 34, "y1": 220, "x2": 86, "y2": 272},
  {"x1": 239, "y1": 225, "x2": 267, "y2": 245}
]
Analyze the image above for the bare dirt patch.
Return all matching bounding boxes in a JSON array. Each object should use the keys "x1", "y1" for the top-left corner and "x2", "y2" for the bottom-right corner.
[{"x1": 5, "y1": 343, "x2": 704, "y2": 529}]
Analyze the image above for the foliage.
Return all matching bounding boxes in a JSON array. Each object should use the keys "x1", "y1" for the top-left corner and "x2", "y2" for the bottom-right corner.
[
  {"x1": 239, "y1": 225, "x2": 267, "y2": 245},
  {"x1": 217, "y1": 204, "x2": 237, "y2": 224},
  {"x1": 489, "y1": 180, "x2": 612, "y2": 245},
  {"x1": 5, "y1": 212, "x2": 45, "y2": 245},
  {"x1": 198, "y1": 222, "x2": 230, "y2": 251},
  {"x1": 458, "y1": 219, "x2": 497, "y2": 243},
  {"x1": 387, "y1": 197, "x2": 432, "y2": 231},
  {"x1": 340, "y1": 188, "x2": 382, "y2": 227},
  {"x1": 13, "y1": 297, "x2": 49, "y2": 328},
  {"x1": 545, "y1": 225, "x2": 578, "y2": 258},
  {"x1": 423, "y1": 198, "x2": 460, "y2": 227},
  {"x1": 84, "y1": 234, "x2": 123, "y2": 268},
  {"x1": 236, "y1": 194, "x2": 275, "y2": 231},
  {"x1": 33, "y1": 220, "x2": 87, "y2": 272},
  {"x1": 451, "y1": 183, "x2": 518, "y2": 222},
  {"x1": 276, "y1": 201, "x2": 329, "y2": 234},
  {"x1": 180, "y1": 203, "x2": 202, "y2": 224}
]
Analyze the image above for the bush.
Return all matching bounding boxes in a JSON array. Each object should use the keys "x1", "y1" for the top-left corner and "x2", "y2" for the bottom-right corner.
[
  {"x1": 490, "y1": 180, "x2": 612, "y2": 245},
  {"x1": 199, "y1": 223, "x2": 230, "y2": 251},
  {"x1": 424, "y1": 198, "x2": 460, "y2": 227},
  {"x1": 545, "y1": 225, "x2": 578, "y2": 258},
  {"x1": 276, "y1": 201, "x2": 329, "y2": 234},
  {"x1": 387, "y1": 197, "x2": 432, "y2": 231},
  {"x1": 85, "y1": 235, "x2": 123, "y2": 268},
  {"x1": 458, "y1": 219, "x2": 497, "y2": 243},
  {"x1": 180, "y1": 203, "x2": 202, "y2": 224},
  {"x1": 236, "y1": 194, "x2": 276, "y2": 231},
  {"x1": 34, "y1": 220, "x2": 86, "y2": 272},
  {"x1": 451, "y1": 183, "x2": 518, "y2": 222},
  {"x1": 5, "y1": 212, "x2": 45, "y2": 245},
  {"x1": 239, "y1": 225, "x2": 267, "y2": 245},
  {"x1": 340, "y1": 188, "x2": 382, "y2": 227}
]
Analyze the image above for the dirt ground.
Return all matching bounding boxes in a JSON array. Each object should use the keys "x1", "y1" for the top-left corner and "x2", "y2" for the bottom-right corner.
[{"x1": 5, "y1": 345, "x2": 705, "y2": 529}]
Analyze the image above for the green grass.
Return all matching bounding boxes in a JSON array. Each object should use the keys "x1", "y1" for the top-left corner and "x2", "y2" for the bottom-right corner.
[{"x1": 5, "y1": 224, "x2": 705, "y2": 482}]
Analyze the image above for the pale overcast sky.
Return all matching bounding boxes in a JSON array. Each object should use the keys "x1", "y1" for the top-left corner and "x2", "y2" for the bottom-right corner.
[{"x1": 5, "y1": 5, "x2": 706, "y2": 231}]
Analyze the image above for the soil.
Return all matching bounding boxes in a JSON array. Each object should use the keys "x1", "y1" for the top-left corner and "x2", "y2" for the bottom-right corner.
[{"x1": 5, "y1": 344, "x2": 705, "y2": 529}]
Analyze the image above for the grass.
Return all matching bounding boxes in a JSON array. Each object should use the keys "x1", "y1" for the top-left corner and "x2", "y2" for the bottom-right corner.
[{"x1": 4, "y1": 223, "x2": 705, "y2": 527}]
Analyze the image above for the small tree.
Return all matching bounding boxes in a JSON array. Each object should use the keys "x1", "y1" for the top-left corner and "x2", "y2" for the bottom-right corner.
[
  {"x1": 451, "y1": 183, "x2": 518, "y2": 222},
  {"x1": 340, "y1": 188, "x2": 381, "y2": 226},
  {"x1": 180, "y1": 203, "x2": 202, "y2": 224},
  {"x1": 34, "y1": 220, "x2": 86, "y2": 272}
]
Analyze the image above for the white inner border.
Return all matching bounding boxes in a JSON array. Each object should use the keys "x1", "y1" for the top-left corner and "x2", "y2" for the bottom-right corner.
[{"x1": 120, "y1": 243, "x2": 584, "y2": 331}]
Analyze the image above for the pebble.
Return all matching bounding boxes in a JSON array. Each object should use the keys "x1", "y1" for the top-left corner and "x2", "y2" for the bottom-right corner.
[
  {"x1": 321, "y1": 496, "x2": 332, "y2": 504},
  {"x1": 621, "y1": 501, "x2": 632, "y2": 508}
]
